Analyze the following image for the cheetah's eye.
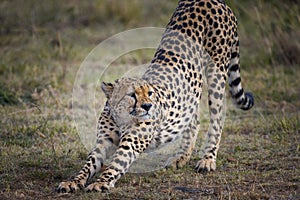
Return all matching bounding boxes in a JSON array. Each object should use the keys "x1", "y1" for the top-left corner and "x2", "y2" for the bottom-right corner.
[{"x1": 148, "y1": 91, "x2": 153, "y2": 97}]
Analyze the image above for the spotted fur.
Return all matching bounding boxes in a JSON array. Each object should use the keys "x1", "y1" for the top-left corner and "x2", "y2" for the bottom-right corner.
[{"x1": 57, "y1": 0, "x2": 254, "y2": 193}]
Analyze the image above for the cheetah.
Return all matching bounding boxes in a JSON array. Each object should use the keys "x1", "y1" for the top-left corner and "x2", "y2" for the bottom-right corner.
[{"x1": 57, "y1": 0, "x2": 254, "y2": 193}]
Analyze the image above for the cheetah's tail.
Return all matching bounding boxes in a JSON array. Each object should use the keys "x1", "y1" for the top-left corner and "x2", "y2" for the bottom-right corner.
[{"x1": 227, "y1": 54, "x2": 254, "y2": 111}]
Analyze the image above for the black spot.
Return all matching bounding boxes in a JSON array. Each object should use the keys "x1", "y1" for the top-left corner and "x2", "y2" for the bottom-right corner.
[
  {"x1": 193, "y1": 21, "x2": 198, "y2": 29},
  {"x1": 207, "y1": 42, "x2": 212, "y2": 48},
  {"x1": 211, "y1": 108, "x2": 217, "y2": 115},
  {"x1": 121, "y1": 145, "x2": 130, "y2": 150},
  {"x1": 206, "y1": 2, "x2": 212, "y2": 8},
  {"x1": 170, "y1": 111, "x2": 174, "y2": 116},
  {"x1": 221, "y1": 82, "x2": 225, "y2": 88},
  {"x1": 193, "y1": 72, "x2": 197, "y2": 79},
  {"x1": 168, "y1": 51, "x2": 174, "y2": 56},
  {"x1": 187, "y1": 29, "x2": 192, "y2": 36},
  {"x1": 178, "y1": 35, "x2": 184, "y2": 41},
  {"x1": 198, "y1": 15, "x2": 203, "y2": 22},
  {"x1": 212, "y1": 37, "x2": 217, "y2": 43},
  {"x1": 224, "y1": 15, "x2": 228, "y2": 22},
  {"x1": 211, "y1": 8, "x2": 216, "y2": 14},
  {"x1": 174, "y1": 46, "x2": 180, "y2": 52},
  {"x1": 218, "y1": 9, "x2": 223, "y2": 15},
  {"x1": 190, "y1": 13, "x2": 196, "y2": 19},
  {"x1": 218, "y1": 16, "x2": 223, "y2": 23},
  {"x1": 166, "y1": 138, "x2": 172, "y2": 143},
  {"x1": 128, "y1": 152, "x2": 132, "y2": 157},
  {"x1": 213, "y1": 22, "x2": 218, "y2": 28},
  {"x1": 214, "y1": 92, "x2": 220, "y2": 99},
  {"x1": 172, "y1": 57, "x2": 178, "y2": 62},
  {"x1": 220, "y1": 37, "x2": 225, "y2": 44},
  {"x1": 203, "y1": 38, "x2": 207, "y2": 46}
]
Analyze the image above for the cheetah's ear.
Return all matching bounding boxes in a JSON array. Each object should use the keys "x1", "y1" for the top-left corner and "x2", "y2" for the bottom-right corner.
[{"x1": 101, "y1": 82, "x2": 114, "y2": 99}]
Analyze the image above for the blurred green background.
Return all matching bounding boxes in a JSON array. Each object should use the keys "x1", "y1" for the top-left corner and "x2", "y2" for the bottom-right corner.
[{"x1": 0, "y1": 0, "x2": 299, "y2": 105}]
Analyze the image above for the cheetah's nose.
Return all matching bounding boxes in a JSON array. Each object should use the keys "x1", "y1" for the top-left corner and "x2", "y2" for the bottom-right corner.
[{"x1": 141, "y1": 103, "x2": 152, "y2": 111}]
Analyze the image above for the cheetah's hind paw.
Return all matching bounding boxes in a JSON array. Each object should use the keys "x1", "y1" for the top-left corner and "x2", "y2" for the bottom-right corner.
[
  {"x1": 165, "y1": 154, "x2": 191, "y2": 169},
  {"x1": 195, "y1": 157, "x2": 216, "y2": 173}
]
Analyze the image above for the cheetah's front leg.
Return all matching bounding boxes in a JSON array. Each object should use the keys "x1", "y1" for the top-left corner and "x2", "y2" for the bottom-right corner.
[
  {"x1": 57, "y1": 109, "x2": 120, "y2": 193},
  {"x1": 57, "y1": 145, "x2": 106, "y2": 193},
  {"x1": 85, "y1": 124, "x2": 153, "y2": 192}
]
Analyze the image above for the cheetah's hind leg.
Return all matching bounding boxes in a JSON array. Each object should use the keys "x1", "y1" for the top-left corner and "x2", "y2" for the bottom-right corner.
[{"x1": 195, "y1": 66, "x2": 226, "y2": 173}]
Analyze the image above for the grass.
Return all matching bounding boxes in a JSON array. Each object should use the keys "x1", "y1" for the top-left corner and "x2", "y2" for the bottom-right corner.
[{"x1": 0, "y1": 0, "x2": 299, "y2": 199}]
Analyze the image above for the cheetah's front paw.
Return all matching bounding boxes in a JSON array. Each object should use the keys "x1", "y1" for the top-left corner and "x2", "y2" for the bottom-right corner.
[
  {"x1": 195, "y1": 157, "x2": 216, "y2": 173},
  {"x1": 56, "y1": 181, "x2": 85, "y2": 193},
  {"x1": 85, "y1": 181, "x2": 110, "y2": 192}
]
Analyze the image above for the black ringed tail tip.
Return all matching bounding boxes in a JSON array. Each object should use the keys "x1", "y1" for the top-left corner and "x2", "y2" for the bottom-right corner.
[{"x1": 240, "y1": 92, "x2": 254, "y2": 110}]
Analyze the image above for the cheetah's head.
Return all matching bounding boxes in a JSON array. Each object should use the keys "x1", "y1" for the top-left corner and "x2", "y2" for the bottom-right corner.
[{"x1": 101, "y1": 77, "x2": 156, "y2": 126}]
